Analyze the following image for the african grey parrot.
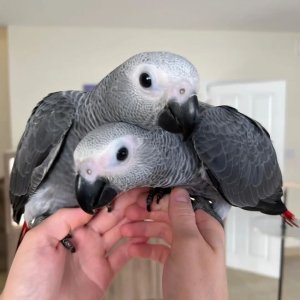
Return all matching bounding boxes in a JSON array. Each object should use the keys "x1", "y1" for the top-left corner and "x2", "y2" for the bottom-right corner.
[
  {"x1": 74, "y1": 122, "x2": 227, "y2": 222},
  {"x1": 10, "y1": 51, "x2": 200, "y2": 249},
  {"x1": 74, "y1": 107, "x2": 296, "y2": 226}
]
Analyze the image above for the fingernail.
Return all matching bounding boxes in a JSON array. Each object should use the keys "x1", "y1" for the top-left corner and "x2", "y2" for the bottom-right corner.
[{"x1": 174, "y1": 190, "x2": 188, "y2": 202}]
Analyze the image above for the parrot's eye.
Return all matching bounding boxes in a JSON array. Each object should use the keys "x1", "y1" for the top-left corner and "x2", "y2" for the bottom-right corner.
[
  {"x1": 139, "y1": 73, "x2": 152, "y2": 88},
  {"x1": 116, "y1": 147, "x2": 129, "y2": 161}
]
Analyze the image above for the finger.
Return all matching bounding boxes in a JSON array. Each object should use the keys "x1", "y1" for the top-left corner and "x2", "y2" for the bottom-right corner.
[
  {"x1": 32, "y1": 208, "x2": 93, "y2": 242},
  {"x1": 107, "y1": 240, "x2": 137, "y2": 274},
  {"x1": 195, "y1": 210, "x2": 225, "y2": 251},
  {"x1": 88, "y1": 188, "x2": 149, "y2": 234},
  {"x1": 107, "y1": 238, "x2": 152, "y2": 275},
  {"x1": 100, "y1": 217, "x2": 151, "y2": 252},
  {"x1": 128, "y1": 243, "x2": 170, "y2": 264},
  {"x1": 168, "y1": 188, "x2": 199, "y2": 239},
  {"x1": 121, "y1": 221, "x2": 172, "y2": 244},
  {"x1": 126, "y1": 204, "x2": 170, "y2": 223},
  {"x1": 102, "y1": 218, "x2": 129, "y2": 251}
]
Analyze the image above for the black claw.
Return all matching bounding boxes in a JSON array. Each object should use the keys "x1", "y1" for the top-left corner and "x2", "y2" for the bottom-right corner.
[
  {"x1": 146, "y1": 189, "x2": 156, "y2": 212},
  {"x1": 28, "y1": 215, "x2": 77, "y2": 253},
  {"x1": 146, "y1": 187, "x2": 172, "y2": 211},
  {"x1": 107, "y1": 202, "x2": 113, "y2": 212},
  {"x1": 156, "y1": 187, "x2": 171, "y2": 204},
  {"x1": 192, "y1": 197, "x2": 223, "y2": 227},
  {"x1": 61, "y1": 234, "x2": 76, "y2": 253}
]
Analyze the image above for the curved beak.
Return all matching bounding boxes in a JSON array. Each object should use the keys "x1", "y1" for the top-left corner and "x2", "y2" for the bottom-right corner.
[
  {"x1": 158, "y1": 95, "x2": 200, "y2": 140},
  {"x1": 75, "y1": 175, "x2": 118, "y2": 214}
]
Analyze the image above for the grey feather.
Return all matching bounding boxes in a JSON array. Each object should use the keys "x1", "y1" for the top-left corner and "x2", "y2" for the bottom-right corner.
[
  {"x1": 10, "y1": 92, "x2": 77, "y2": 222},
  {"x1": 74, "y1": 123, "x2": 201, "y2": 190},
  {"x1": 192, "y1": 105, "x2": 284, "y2": 214}
]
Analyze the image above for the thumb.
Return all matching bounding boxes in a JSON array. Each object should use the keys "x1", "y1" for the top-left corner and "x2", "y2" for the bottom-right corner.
[{"x1": 168, "y1": 188, "x2": 198, "y2": 237}]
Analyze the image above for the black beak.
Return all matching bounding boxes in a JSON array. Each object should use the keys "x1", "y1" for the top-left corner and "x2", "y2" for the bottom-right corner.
[
  {"x1": 75, "y1": 175, "x2": 118, "y2": 214},
  {"x1": 158, "y1": 95, "x2": 200, "y2": 140}
]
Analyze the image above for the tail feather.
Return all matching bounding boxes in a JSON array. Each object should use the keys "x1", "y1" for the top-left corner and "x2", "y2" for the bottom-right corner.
[{"x1": 281, "y1": 210, "x2": 298, "y2": 227}]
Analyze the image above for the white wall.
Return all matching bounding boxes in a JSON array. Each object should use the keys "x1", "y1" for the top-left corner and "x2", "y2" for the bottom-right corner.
[
  {"x1": 0, "y1": 27, "x2": 11, "y2": 178},
  {"x1": 8, "y1": 26, "x2": 300, "y2": 183}
]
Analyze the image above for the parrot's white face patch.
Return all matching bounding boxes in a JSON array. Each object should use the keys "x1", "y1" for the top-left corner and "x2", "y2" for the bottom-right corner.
[
  {"x1": 131, "y1": 63, "x2": 199, "y2": 107},
  {"x1": 75, "y1": 135, "x2": 142, "y2": 183},
  {"x1": 131, "y1": 64, "x2": 169, "y2": 101}
]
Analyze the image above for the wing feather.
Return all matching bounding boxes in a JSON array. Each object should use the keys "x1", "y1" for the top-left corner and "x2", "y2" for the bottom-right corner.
[
  {"x1": 10, "y1": 92, "x2": 76, "y2": 222},
  {"x1": 193, "y1": 105, "x2": 282, "y2": 207}
]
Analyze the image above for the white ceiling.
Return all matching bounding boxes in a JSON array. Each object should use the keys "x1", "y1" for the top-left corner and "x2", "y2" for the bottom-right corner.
[{"x1": 1, "y1": 0, "x2": 300, "y2": 32}]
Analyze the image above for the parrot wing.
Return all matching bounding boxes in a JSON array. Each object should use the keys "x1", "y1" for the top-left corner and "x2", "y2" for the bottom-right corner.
[
  {"x1": 192, "y1": 105, "x2": 282, "y2": 208},
  {"x1": 10, "y1": 92, "x2": 76, "y2": 222}
]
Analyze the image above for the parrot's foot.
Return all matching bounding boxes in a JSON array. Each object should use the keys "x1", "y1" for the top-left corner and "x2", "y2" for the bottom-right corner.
[
  {"x1": 146, "y1": 187, "x2": 172, "y2": 212},
  {"x1": 191, "y1": 197, "x2": 224, "y2": 227},
  {"x1": 28, "y1": 214, "x2": 50, "y2": 228},
  {"x1": 61, "y1": 234, "x2": 76, "y2": 253},
  {"x1": 29, "y1": 215, "x2": 76, "y2": 253},
  {"x1": 107, "y1": 202, "x2": 114, "y2": 212}
]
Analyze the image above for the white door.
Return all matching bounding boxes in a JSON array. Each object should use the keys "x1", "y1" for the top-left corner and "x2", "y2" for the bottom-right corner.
[{"x1": 207, "y1": 81, "x2": 286, "y2": 278}]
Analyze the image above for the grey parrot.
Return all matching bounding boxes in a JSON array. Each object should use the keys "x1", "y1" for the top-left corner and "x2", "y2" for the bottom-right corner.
[
  {"x1": 73, "y1": 122, "x2": 228, "y2": 222},
  {"x1": 10, "y1": 51, "x2": 200, "y2": 249},
  {"x1": 74, "y1": 106, "x2": 297, "y2": 227}
]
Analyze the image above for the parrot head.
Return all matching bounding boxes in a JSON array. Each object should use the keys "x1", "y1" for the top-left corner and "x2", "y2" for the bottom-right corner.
[
  {"x1": 95, "y1": 51, "x2": 201, "y2": 139},
  {"x1": 73, "y1": 123, "x2": 157, "y2": 214}
]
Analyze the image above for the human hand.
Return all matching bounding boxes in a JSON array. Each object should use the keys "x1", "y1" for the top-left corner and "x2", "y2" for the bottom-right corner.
[
  {"x1": 1, "y1": 188, "x2": 149, "y2": 300},
  {"x1": 121, "y1": 188, "x2": 228, "y2": 300}
]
